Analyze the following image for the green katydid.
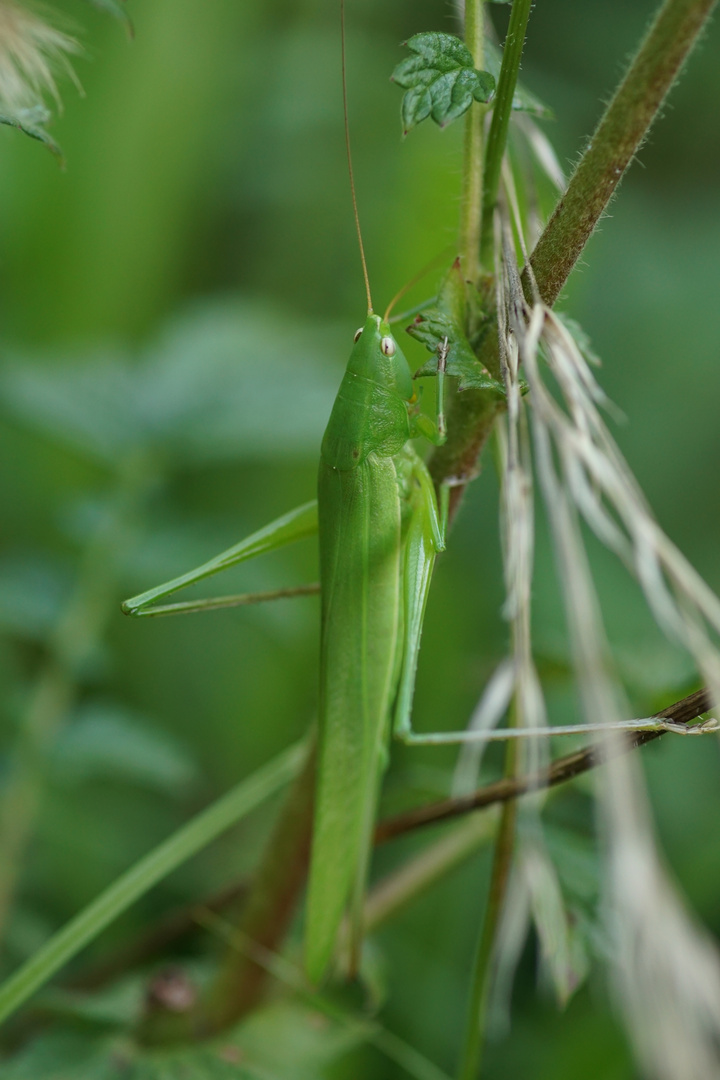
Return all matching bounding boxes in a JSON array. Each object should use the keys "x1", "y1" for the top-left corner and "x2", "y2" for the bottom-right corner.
[
  {"x1": 123, "y1": 306, "x2": 451, "y2": 986},
  {"x1": 123, "y1": 293, "x2": 454, "y2": 982}
]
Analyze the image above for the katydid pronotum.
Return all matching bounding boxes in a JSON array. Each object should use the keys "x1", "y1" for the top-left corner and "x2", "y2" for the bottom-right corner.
[{"x1": 122, "y1": 5, "x2": 718, "y2": 986}]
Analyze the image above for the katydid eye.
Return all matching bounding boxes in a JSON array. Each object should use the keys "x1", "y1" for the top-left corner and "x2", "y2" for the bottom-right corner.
[
  {"x1": 380, "y1": 336, "x2": 396, "y2": 357},
  {"x1": 353, "y1": 327, "x2": 363, "y2": 343}
]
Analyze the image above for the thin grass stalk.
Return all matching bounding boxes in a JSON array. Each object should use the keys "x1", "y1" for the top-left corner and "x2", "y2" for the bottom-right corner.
[
  {"x1": 479, "y1": 0, "x2": 534, "y2": 268},
  {"x1": 459, "y1": 0, "x2": 486, "y2": 286}
]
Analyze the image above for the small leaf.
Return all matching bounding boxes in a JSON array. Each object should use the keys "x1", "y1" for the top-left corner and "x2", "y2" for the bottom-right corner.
[
  {"x1": 484, "y1": 41, "x2": 553, "y2": 119},
  {"x1": 0, "y1": 1030, "x2": 131, "y2": 1079},
  {"x1": 0, "y1": 108, "x2": 63, "y2": 163},
  {"x1": 392, "y1": 32, "x2": 495, "y2": 133},
  {"x1": 1, "y1": 995, "x2": 374, "y2": 1079},
  {"x1": 408, "y1": 262, "x2": 507, "y2": 394},
  {"x1": 410, "y1": 308, "x2": 498, "y2": 390},
  {"x1": 227, "y1": 998, "x2": 372, "y2": 1080}
]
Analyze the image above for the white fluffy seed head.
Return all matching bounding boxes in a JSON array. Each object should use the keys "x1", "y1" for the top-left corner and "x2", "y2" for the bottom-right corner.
[{"x1": 0, "y1": 1, "x2": 80, "y2": 114}]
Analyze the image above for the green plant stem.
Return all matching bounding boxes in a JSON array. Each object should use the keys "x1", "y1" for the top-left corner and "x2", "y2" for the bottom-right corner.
[
  {"x1": 479, "y1": 0, "x2": 534, "y2": 267},
  {"x1": 457, "y1": 744, "x2": 518, "y2": 1080},
  {"x1": 529, "y1": 0, "x2": 718, "y2": 305},
  {"x1": 459, "y1": 0, "x2": 485, "y2": 285},
  {"x1": 430, "y1": 0, "x2": 717, "y2": 513},
  {"x1": 0, "y1": 452, "x2": 151, "y2": 945}
]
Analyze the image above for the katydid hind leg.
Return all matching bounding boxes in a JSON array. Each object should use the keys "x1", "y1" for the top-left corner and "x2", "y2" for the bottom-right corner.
[
  {"x1": 122, "y1": 500, "x2": 318, "y2": 616},
  {"x1": 129, "y1": 582, "x2": 321, "y2": 618}
]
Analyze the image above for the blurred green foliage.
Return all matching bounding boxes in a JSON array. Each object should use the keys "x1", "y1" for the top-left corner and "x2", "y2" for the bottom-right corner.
[{"x1": 1, "y1": 0, "x2": 720, "y2": 1076}]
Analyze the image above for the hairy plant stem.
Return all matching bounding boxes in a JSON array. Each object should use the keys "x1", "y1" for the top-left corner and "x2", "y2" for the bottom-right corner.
[
  {"x1": 479, "y1": 0, "x2": 534, "y2": 268},
  {"x1": 430, "y1": 0, "x2": 717, "y2": 514},
  {"x1": 459, "y1": 0, "x2": 485, "y2": 286},
  {"x1": 529, "y1": 0, "x2": 719, "y2": 304}
]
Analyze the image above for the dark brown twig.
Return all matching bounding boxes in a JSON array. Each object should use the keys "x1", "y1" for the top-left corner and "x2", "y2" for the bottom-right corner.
[{"x1": 375, "y1": 688, "x2": 713, "y2": 843}]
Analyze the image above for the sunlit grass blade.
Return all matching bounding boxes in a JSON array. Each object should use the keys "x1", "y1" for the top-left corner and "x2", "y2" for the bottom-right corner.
[{"x1": 0, "y1": 740, "x2": 305, "y2": 1027}]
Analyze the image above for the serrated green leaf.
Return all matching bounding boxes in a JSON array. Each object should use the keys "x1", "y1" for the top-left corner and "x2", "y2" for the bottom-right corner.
[
  {"x1": 0, "y1": 108, "x2": 63, "y2": 163},
  {"x1": 406, "y1": 260, "x2": 507, "y2": 394},
  {"x1": 392, "y1": 33, "x2": 495, "y2": 133},
  {"x1": 0, "y1": 999, "x2": 372, "y2": 1079},
  {"x1": 484, "y1": 41, "x2": 553, "y2": 119},
  {"x1": 0, "y1": 1030, "x2": 132, "y2": 1080},
  {"x1": 410, "y1": 308, "x2": 494, "y2": 389},
  {"x1": 227, "y1": 998, "x2": 371, "y2": 1080}
]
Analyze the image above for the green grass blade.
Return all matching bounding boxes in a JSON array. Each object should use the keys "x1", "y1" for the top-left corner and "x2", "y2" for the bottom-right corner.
[{"x1": 0, "y1": 741, "x2": 306, "y2": 1027}]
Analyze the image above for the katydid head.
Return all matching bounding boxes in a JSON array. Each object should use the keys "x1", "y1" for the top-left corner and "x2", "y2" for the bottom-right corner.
[{"x1": 349, "y1": 314, "x2": 414, "y2": 401}]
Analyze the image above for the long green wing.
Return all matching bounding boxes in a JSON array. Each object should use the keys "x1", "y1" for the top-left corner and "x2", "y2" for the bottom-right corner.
[{"x1": 305, "y1": 456, "x2": 402, "y2": 983}]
